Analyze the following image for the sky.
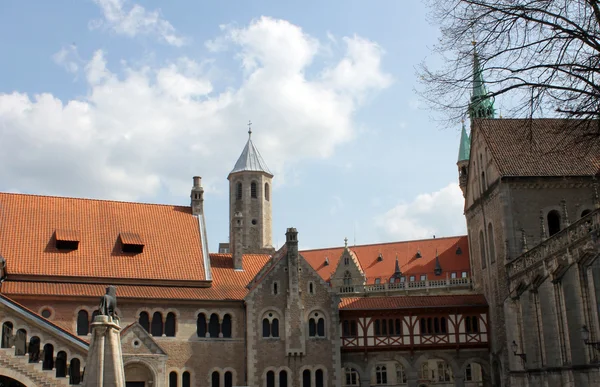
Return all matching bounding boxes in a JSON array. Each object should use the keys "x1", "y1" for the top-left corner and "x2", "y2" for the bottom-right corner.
[{"x1": 0, "y1": 0, "x2": 468, "y2": 252}]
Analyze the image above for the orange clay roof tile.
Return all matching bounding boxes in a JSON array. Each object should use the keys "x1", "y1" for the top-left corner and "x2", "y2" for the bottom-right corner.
[
  {"x1": 0, "y1": 192, "x2": 205, "y2": 282},
  {"x1": 339, "y1": 294, "x2": 488, "y2": 310},
  {"x1": 301, "y1": 235, "x2": 470, "y2": 284}
]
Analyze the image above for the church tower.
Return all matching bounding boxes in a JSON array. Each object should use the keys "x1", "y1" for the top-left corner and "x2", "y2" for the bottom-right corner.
[
  {"x1": 457, "y1": 121, "x2": 470, "y2": 197},
  {"x1": 228, "y1": 123, "x2": 274, "y2": 269},
  {"x1": 468, "y1": 43, "x2": 495, "y2": 120}
]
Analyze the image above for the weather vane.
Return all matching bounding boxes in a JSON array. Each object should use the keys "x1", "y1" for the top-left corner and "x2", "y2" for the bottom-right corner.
[{"x1": 248, "y1": 120, "x2": 252, "y2": 137}]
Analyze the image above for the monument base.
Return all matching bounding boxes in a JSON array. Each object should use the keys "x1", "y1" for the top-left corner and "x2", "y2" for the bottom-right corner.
[{"x1": 83, "y1": 315, "x2": 126, "y2": 387}]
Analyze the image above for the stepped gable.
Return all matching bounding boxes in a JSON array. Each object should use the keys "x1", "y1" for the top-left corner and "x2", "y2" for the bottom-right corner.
[
  {"x1": 0, "y1": 192, "x2": 207, "y2": 283},
  {"x1": 301, "y1": 235, "x2": 469, "y2": 284}
]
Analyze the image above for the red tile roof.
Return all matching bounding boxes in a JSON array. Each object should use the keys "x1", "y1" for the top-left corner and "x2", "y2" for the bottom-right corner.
[
  {"x1": 55, "y1": 229, "x2": 80, "y2": 242},
  {"x1": 339, "y1": 294, "x2": 487, "y2": 310},
  {"x1": 119, "y1": 232, "x2": 144, "y2": 245},
  {"x1": 475, "y1": 119, "x2": 600, "y2": 177},
  {"x1": 1, "y1": 254, "x2": 271, "y2": 301},
  {"x1": 0, "y1": 192, "x2": 206, "y2": 282},
  {"x1": 301, "y1": 236, "x2": 470, "y2": 284}
]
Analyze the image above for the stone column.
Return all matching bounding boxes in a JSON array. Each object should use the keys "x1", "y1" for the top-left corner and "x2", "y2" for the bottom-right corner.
[{"x1": 83, "y1": 315, "x2": 126, "y2": 387}]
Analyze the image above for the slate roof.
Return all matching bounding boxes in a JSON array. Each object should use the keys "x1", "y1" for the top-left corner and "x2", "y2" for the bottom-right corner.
[
  {"x1": 339, "y1": 294, "x2": 488, "y2": 310},
  {"x1": 301, "y1": 235, "x2": 470, "y2": 284},
  {"x1": 230, "y1": 136, "x2": 272, "y2": 176},
  {"x1": 475, "y1": 118, "x2": 600, "y2": 177}
]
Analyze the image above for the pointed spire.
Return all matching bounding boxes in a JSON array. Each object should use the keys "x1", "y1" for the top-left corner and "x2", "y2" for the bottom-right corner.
[
  {"x1": 229, "y1": 122, "x2": 272, "y2": 177},
  {"x1": 394, "y1": 254, "x2": 401, "y2": 275},
  {"x1": 458, "y1": 120, "x2": 471, "y2": 162},
  {"x1": 469, "y1": 42, "x2": 495, "y2": 119},
  {"x1": 434, "y1": 249, "x2": 442, "y2": 276}
]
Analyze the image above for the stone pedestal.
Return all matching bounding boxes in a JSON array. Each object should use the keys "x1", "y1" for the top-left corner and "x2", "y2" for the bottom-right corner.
[{"x1": 83, "y1": 315, "x2": 126, "y2": 387}]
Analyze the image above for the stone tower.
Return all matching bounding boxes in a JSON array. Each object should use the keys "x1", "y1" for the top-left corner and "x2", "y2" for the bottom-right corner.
[
  {"x1": 457, "y1": 121, "x2": 470, "y2": 197},
  {"x1": 228, "y1": 124, "x2": 274, "y2": 269}
]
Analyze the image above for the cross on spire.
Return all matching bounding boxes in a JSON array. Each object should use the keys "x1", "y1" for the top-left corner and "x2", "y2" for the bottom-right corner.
[{"x1": 247, "y1": 120, "x2": 252, "y2": 137}]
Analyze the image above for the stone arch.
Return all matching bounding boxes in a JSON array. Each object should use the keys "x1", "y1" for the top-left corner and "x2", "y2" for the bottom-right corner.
[
  {"x1": 305, "y1": 307, "x2": 329, "y2": 338},
  {"x1": 0, "y1": 368, "x2": 38, "y2": 387},
  {"x1": 413, "y1": 351, "x2": 461, "y2": 379},
  {"x1": 181, "y1": 368, "x2": 193, "y2": 387},
  {"x1": 460, "y1": 356, "x2": 491, "y2": 379},
  {"x1": 257, "y1": 306, "x2": 284, "y2": 326},
  {"x1": 392, "y1": 354, "x2": 415, "y2": 374},
  {"x1": 207, "y1": 367, "x2": 223, "y2": 387},
  {"x1": 124, "y1": 358, "x2": 157, "y2": 386},
  {"x1": 222, "y1": 367, "x2": 236, "y2": 386},
  {"x1": 342, "y1": 362, "x2": 364, "y2": 386}
]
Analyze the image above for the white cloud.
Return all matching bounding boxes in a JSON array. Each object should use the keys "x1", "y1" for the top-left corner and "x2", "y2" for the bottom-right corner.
[
  {"x1": 53, "y1": 44, "x2": 81, "y2": 74},
  {"x1": 0, "y1": 17, "x2": 391, "y2": 202},
  {"x1": 375, "y1": 183, "x2": 466, "y2": 240},
  {"x1": 90, "y1": 0, "x2": 185, "y2": 46}
]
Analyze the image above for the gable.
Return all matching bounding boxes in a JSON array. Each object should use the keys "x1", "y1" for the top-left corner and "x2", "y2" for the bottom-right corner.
[
  {"x1": 121, "y1": 322, "x2": 166, "y2": 356},
  {"x1": 330, "y1": 247, "x2": 365, "y2": 287}
]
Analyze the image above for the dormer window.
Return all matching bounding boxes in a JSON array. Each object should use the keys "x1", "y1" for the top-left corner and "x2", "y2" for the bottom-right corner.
[
  {"x1": 55, "y1": 230, "x2": 80, "y2": 250},
  {"x1": 416, "y1": 250, "x2": 422, "y2": 258},
  {"x1": 456, "y1": 246, "x2": 462, "y2": 255},
  {"x1": 324, "y1": 257, "x2": 329, "y2": 266},
  {"x1": 377, "y1": 253, "x2": 383, "y2": 262},
  {"x1": 120, "y1": 232, "x2": 145, "y2": 254}
]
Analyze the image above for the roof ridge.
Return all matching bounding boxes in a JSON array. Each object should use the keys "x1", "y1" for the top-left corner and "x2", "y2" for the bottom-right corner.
[
  {"x1": 300, "y1": 235, "x2": 467, "y2": 252},
  {"x1": 0, "y1": 191, "x2": 190, "y2": 209}
]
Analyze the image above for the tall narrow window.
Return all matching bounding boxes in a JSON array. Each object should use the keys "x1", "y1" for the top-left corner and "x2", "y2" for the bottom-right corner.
[
  {"x1": 151, "y1": 312, "x2": 163, "y2": 337},
  {"x1": 465, "y1": 364, "x2": 473, "y2": 381},
  {"x1": 343, "y1": 320, "x2": 350, "y2": 337},
  {"x1": 266, "y1": 371, "x2": 275, "y2": 387},
  {"x1": 236, "y1": 182, "x2": 242, "y2": 200},
  {"x1": 165, "y1": 312, "x2": 176, "y2": 337},
  {"x1": 137, "y1": 311, "x2": 148, "y2": 331},
  {"x1": 197, "y1": 313, "x2": 207, "y2": 337},
  {"x1": 376, "y1": 365, "x2": 387, "y2": 385},
  {"x1": 479, "y1": 231, "x2": 487, "y2": 269},
  {"x1": 343, "y1": 271, "x2": 352, "y2": 285},
  {"x1": 212, "y1": 371, "x2": 220, "y2": 387},
  {"x1": 169, "y1": 371, "x2": 178, "y2": 387},
  {"x1": 42, "y1": 343, "x2": 54, "y2": 370},
  {"x1": 272, "y1": 318, "x2": 279, "y2": 338},
  {"x1": 315, "y1": 369, "x2": 324, "y2": 387},
  {"x1": 77, "y1": 310, "x2": 89, "y2": 336},
  {"x1": 14, "y1": 328, "x2": 27, "y2": 356},
  {"x1": 488, "y1": 223, "x2": 496, "y2": 263},
  {"x1": 265, "y1": 183, "x2": 270, "y2": 201},
  {"x1": 209, "y1": 314, "x2": 220, "y2": 338},
  {"x1": 374, "y1": 319, "x2": 381, "y2": 336},
  {"x1": 303, "y1": 370, "x2": 311, "y2": 387},
  {"x1": 396, "y1": 364, "x2": 407, "y2": 384},
  {"x1": 279, "y1": 370, "x2": 288, "y2": 387},
  {"x1": 251, "y1": 182, "x2": 257, "y2": 198},
  {"x1": 273, "y1": 282, "x2": 278, "y2": 295},
  {"x1": 55, "y1": 351, "x2": 67, "y2": 378},
  {"x1": 345, "y1": 368, "x2": 359, "y2": 385},
  {"x1": 1, "y1": 322, "x2": 13, "y2": 349},
  {"x1": 183, "y1": 372, "x2": 191, "y2": 387},
  {"x1": 309, "y1": 318, "x2": 316, "y2": 337},
  {"x1": 263, "y1": 318, "x2": 271, "y2": 337},
  {"x1": 224, "y1": 372, "x2": 233, "y2": 387},
  {"x1": 317, "y1": 318, "x2": 325, "y2": 337},
  {"x1": 548, "y1": 210, "x2": 561, "y2": 236},
  {"x1": 222, "y1": 314, "x2": 232, "y2": 338},
  {"x1": 69, "y1": 358, "x2": 81, "y2": 384}
]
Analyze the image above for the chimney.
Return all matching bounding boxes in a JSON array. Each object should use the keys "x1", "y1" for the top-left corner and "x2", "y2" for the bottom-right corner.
[
  {"x1": 191, "y1": 176, "x2": 204, "y2": 216},
  {"x1": 233, "y1": 212, "x2": 244, "y2": 270},
  {"x1": 286, "y1": 228, "x2": 299, "y2": 296}
]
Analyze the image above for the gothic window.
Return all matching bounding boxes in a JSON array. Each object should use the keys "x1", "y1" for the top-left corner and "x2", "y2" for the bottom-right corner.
[
  {"x1": 437, "y1": 361, "x2": 452, "y2": 382},
  {"x1": 344, "y1": 255, "x2": 350, "y2": 265},
  {"x1": 151, "y1": 312, "x2": 163, "y2": 337},
  {"x1": 212, "y1": 371, "x2": 220, "y2": 387},
  {"x1": 165, "y1": 312, "x2": 176, "y2": 337},
  {"x1": 465, "y1": 364, "x2": 473, "y2": 381},
  {"x1": 183, "y1": 372, "x2": 191, "y2": 387},
  {"x1": 488, "y1": 223, "x2": 496, "y2": 263},
  {"x1": 77, "y1": 310, "x2": 89, "y2": 336},
  {"x1": 279, "y1": 370, "x2": 288, "y2": 387},
  {"x1": 222, "y1": 314, "x2": 232, "y2": 338},
  {"x1": 209, "y1": 313, "x2": 220, "y2": 338},
  {"x1": 479, "y1": 230, "x2": 487, "y2": 269},
  {"x1": 197, "y1": 313, "x2": 207, "y2": 337},
  {"x1": 262, "y1": 312, "x2": 279, "y2": 338},
  {"x1": 303, "y1": 370, "x2": 311, "y2": 387},
  {"x1": 55, "y1": 351, "x2": 67, "y2": 378},
  {"x1": 266, "y1": 370, "x2": 275, "y2": 387},
  {"x1": 548, "y1": 210, "x2": 561, "y2": 236},
  {"x1": 169, "y1": 371, "x2": 178, "y2": 387},
  {"x1": 224, "y1": 371, "x2": 233, "y2": 387},
  {"x1": 236, "y1": 182, "x2": 242, "y2": 200},
  {"x1": 344, "y1": 367, "x2": 359, "y2": 386},
  {"x1": 343, "y1": 271, "x2": 352, "y2": 285},
  {"x1": 315, "y1": 369, "x2": 324, "y2": 387},
  {"x1": 251, "y1": 181, "x2": 258, "y2": 198},
  {"x1": 265, "y1": 183, "x2": 270, "y2": 201},
  {"x1": 139, "y1": 311, "x2": 150, "y2": 331},
  {"x1": 309, "y1": 312, "x2": 325, "y2": 337},
  {"x1": 396, "y1": 364, "x2": 407, "y2": 384},
  {"x1": 375, "y1": 365, "x2": 387, "y2": 385}
]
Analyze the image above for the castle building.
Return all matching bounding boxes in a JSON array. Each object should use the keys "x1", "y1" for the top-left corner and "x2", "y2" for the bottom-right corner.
[{"x1": 0, "y1": 52, "x2": 599, "y2": 387}]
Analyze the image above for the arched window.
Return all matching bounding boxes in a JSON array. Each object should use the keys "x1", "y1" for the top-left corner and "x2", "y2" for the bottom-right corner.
[
  {"x1": 55, "y1": 351, "x2": 67, "y2": 377},
  {"x1": 266, "y1": 370, "x2": 275, "y2": 387},
  {"x1": 487, "y1": 223, "x2": 496, "y2": 263},
  {"x1": 224, "y1": 371, "x2": 233, "y2": 387},
  {"x1": 28, "y1": 336, "x2": 40, "y2": 363},
  {"x1": 343, "y1": 271, "x2": 352, "y2": 285},
  {"x1": 151, "y1": 312, "x2": 163, "y2": 337},
  {"x1": 165, "y1": 312, "x2": 176, "y2": 337},
  {"x1": 14, "y1": 328, "x2": 27, "y2": 356},
  {"x1": 183, "y1": 372, "x2": 191, "y2": 387},
  {"x1": 139, "y1": 311, "x2": 150, "y2": 332},
  {"x1": 209, "y1": 313, "x2": 220, "y2": 338},
  {"x1": 309, "y1": 319, "x2": 316, "y2": 337},
  {"x1": 303, "y1": 369, "x2": 311, "y2": 387},
  {"x1": 1, "y1": 322, "x2": 12, "y2": 348},
  {"x1": 375, "y1": 365, "x2": 387, "y2": 385},
  {"x1": 317, "y1": 318, "x2": 325, "y2": 337},
  {"x1": 212, "y1": 371, "x2": 220, "y2": 387},
  {"x1": 479, "y1": 230, "x2": 487, "y2": 269},
  {"x1": 263, "y1": 318, "x2": 271, "y2": 337},
  {"x1": 77, "y1": 310, "x2": 90, "y2": 336},
  {"x1": 315, "y1": 369, "x2": 324, "y2": 387},
  {"x1": 236, "y1": 182, "x2": 242, "y2": 200},
  {"x1": 197, "y1": 313, "x2": 207, "y2": 337},
  {"x1": 465, "y1": 363, "x2": 473, "y2": 381},
  {"x1": 265, "y1": 183, "x2": 270, "y2": 201},
  {"x1": 309, "y1": 313, "x2": 325, "y2": 337},
  {"x1": 548, "y1": 210, "x2": 561, "y2": 236},
  {"x1": 42, "y1": 343, "x2": 54, "y2": 370},
  {"x1": 222, "y1": 314, "x2": 232, "y2": 338},
  {"x1": 437, "y1": 361, "x2": 452, "y2": 381},
  {"x1": 420, "y1": 363, "x2": 429, "y2": 380},
  {"x1": 345, "y1": 367, "x2": 359, "y2": 386},
  {"x1": 582, "y1": 209, "x2": 592, "y2": 218},
  {"x1": 169, "y1": 371, "x2": 178, "y2": 387},
  {"x1": 272, "y1": 318, "x2": 279, "y2": 338},
  {"x1": 251, "y1": 182, "x2": 258, "y2": 198},
  {"x1": 262, "y1": 312, "x2": 279, "y2": 338},
  {"x1": 344, "y1": 256, "x2": 350, "y2": 265},
  {"x1": 279, "y1": 370, "x2": 288, "y2": 387},
  {"x1": 69, "y1": 357, "x2": 82, "y2": 384},
  {"x1": 396, "y1": 363, "x2": 407, "y2": 384}
]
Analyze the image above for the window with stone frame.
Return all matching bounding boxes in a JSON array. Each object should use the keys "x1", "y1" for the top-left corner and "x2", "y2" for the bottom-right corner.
[
  {"x1": 266, "y1": 370, "x2": 275, "y2": 387},
  {"x1": 420, "y1": 363, "x2": 430, "y2": 380},
  {"x1": 315, "y1": 369, "x2": 324, "y2": 387},
  {"x1": 344, "y1": 367, "x2": 359, "y2": 386},
  {"x1": 436, "y1": 361, "x2": 452, "y2": 382},
  {"x1": 308, "y1": 311, "x2": 326, "y2": 338},
  {"x1": 236, "y1": 182, "x2": 242, "y2": 200},
  {"x1": 279, "y1": 370, "x2": 288, "y2": 387},
  {"x1": 375, "y1": 365, "x2": 387, "y2": 385},
  {"x1": 396, "y1": 363, "x2": 407, "y2": 385},
  {"x1": 169, "y1": 371, "x2": 178, "y2": 387},
  {"x1": 76, "y1": 310, "x2": 89, "y2": 336},
  {"x1": 343, "y1": 271, "x2": 352, "y2": 285},
  {"x1": 547, "y1": 210, "x2": 561, "y2": 236},
  {"x1": 197, "y1": 313, "x2": 207, "y2": 337},
  {"x1": 262, "y1": 312, "x2": 280, "y2": 338}
]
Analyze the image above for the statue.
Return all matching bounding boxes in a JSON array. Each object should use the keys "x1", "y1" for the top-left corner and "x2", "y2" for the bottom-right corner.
[{"x1": 97, "y1": 285, "x2": 119, "y2": 323}]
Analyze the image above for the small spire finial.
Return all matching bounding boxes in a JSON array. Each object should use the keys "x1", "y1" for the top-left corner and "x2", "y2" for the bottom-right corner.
[
  {"x1": 247, "y1": 120, "x2": 252, "y2": 137},
  {"x1": 344, "y1": 237, "x2": 348, "y2": 248}
]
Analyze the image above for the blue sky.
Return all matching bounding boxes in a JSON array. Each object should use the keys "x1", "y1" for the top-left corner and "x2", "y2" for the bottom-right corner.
[{"x1": 0, "y1": 0, "x2": 468, "y2": 251}]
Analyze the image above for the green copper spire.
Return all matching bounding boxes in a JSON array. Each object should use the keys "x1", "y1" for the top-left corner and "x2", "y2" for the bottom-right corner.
[
  {"x1": 458, "y1": 121, "x2": 470, "y2": 162},
  {"x1": 469, "y1": 43, "x2": 495, "y2": 119}
]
